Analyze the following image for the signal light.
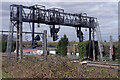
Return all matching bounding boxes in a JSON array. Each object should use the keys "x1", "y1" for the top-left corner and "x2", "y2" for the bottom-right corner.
[{"x1": 53, "y1": 34, "x2": 59, "y2": 41}]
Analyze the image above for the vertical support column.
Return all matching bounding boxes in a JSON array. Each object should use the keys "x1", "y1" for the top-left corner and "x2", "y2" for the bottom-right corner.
[
  {"x1": 32, "y1": 6, "x2": 35, "y2": 48},
  {"x1": 16, "y1": 21, "x2": 19, "y2": 61},
  {"x1": 43, "y1": 30, "x2": 47, "y2": 60},
  {"x1": 109, "y1": 36, "x2": 113, "y2": 60},
  {"x1": 88, "y1": 28, "x2": 91, "y2": 59},
  {"x1": 32, "y1": 22, "x2": 35, "y2": 48},
  {"x1": 53, "y1": 25, "x2": 55, "y2": 41},
  {"x1": 92, "y1": 28, "x2": 95, "y2": 61},
  {"x1": 19, "y1": 22, "x2": 23, "y2": 59},
  {"x1": 79, "y1": 27, "x2": 82, "y2": 42},
  {"x1": 19, "y1": 5, "x2": 23, "y2": 60},
  {"x1": 16, "y1": 7, "x2": 19, "y2": 61},
  {"x1": 7, "y1": 21, "x2": 14, "y2": 61}
]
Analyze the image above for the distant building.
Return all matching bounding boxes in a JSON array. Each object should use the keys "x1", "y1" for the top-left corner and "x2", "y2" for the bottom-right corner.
[
  {"x1": 67, "y1": 44, "x2": 79, "y2": 56},
  {"x1": 14, "y1": 49, "x2": 56, "y2": 55}
]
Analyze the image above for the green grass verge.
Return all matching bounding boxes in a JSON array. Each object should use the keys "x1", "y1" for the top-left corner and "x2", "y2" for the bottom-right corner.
[{"x1": 2, "y1": 70, "x2": 11, "y2": 78}]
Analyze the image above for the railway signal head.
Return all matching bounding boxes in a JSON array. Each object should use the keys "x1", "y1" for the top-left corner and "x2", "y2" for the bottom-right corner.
[{"x1": 53, "y1": 34, "x2": 59, "y2": 41}]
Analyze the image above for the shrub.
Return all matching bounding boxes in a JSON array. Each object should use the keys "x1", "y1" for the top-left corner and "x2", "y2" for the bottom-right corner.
[
  {"x1": 11, "y1": 41, "x2": 16, "y2": 52},
  {"x1": 78, "y1": 41, "x2": 89, "y2": 59},
  {"x1": 0, "y1": 40, "x2": 16, "y2": 52},
  {"x1": 78, "y1": 41, "x2": 98, "y2": 60},
  {"x1": 116, "y1": 42, "x2": 120, "y2": 59},
  {"x1": 0, "y1": 40, "x2": 7, "y2": 52}
]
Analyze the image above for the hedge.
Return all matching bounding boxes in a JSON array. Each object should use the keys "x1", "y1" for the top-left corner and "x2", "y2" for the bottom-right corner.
[
  {"x1": 78, "y1": 41, "x2": 89, "y2": 59},
  {"x1": 78, "y1": 41, "x2": 98, "y2": 60},
  {"x1": 116, "y1": 42, "x2": 120, "y2": 59}
]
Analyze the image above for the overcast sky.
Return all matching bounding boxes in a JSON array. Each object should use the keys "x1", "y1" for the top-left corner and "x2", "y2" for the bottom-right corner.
[{"x1": 1, "y1": 2, "x2": 118, "y2": 42}]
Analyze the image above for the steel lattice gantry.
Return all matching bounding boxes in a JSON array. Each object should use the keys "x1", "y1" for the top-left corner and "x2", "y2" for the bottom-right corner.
[
  {"x1": 9, "y1": 4, "x2": 101, "y2": 61},
  {"x1": 10, "y1": 4, "x2": 97, "y2": 42},
  {"x1": 10, "y1": 4, "x2": 97, "y2": 27}
]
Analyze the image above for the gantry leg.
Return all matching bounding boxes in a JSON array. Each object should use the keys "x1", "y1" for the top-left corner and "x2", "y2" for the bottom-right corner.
[
  {"x1": 88, "y1": 28, "x2": 91, "y2": 59},
  {"x1": 92, "y1": 28, "x2": 95, "y2": 61}
]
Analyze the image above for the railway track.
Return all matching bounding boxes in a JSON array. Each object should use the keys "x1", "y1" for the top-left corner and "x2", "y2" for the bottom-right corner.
[
  {"x1": 71, "y1": 60, "x2": 120, "y2": 69},
  {"x1": 87, "y1": 61, "x2": 120, "y2": 69}
]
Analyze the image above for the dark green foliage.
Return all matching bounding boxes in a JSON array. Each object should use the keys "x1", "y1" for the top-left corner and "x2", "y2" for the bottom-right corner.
[
  {"x1": 116, "y1": 42, "x2": 120, "y2": 59},
  {"x1": 0, "y1": 40, "x2": 16, "y2": 52},
  {"x1": 78, "y1": 41, "x2": 99, "y2": 60},
  {"x1": 56, "y1": 34, "x2": 69, "y2": 56},
  {"x1": 0, "y1": 40, "x2": 7, "y2": 52},
  {"x1": 78, "y1": 41, "x2": 89, "y2": 59},
  {"x1": 11, "y1": 41, "x2": 16, "y2": 52}
]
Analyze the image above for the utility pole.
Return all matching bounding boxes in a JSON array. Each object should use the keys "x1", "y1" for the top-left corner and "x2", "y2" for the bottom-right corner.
[
  {"x1": 92, "y1": 28, "x2": 95, "y2": 61},
  {"x1": 109, "y1": 36, "x2": 113, "y2": 60},
  {"x1": 43, "y1": 30, "x2": 47, "y2": 60}
]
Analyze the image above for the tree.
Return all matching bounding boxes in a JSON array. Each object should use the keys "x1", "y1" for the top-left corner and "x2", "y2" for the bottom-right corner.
[
  {"x1": 56, "y1": 34, "x2": 69, "y2": 56},
  {"x1": 116, "y1": 42, "x2": 120, "y2": 59}
]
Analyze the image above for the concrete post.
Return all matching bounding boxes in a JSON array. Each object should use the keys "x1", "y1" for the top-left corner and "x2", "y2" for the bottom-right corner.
[
  {"x1": 19, "y1": 5, "x2": 23, "y2": 60},
  {"x1": 43, "y1": 30, "x2": 47, "y2": 60},
  {"x1": 109, "y1": 36, "x2": 113, "y2": 60},
  {"x1": 92, "y1": 28, "x2": 95, "y2": 61}
]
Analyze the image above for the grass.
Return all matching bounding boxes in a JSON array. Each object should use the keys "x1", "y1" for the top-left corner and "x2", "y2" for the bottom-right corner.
[
  {"x1": 2, "y1": 55, "x2": 119, "y2": 78},
  {"x1": 2, "y1": 70, "x2": 11, "y2": 78}
]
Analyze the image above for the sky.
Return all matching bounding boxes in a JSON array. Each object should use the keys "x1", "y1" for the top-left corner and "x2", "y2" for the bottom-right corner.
[{"x1": 0, "y1": 2, "x2": 118, "y2": 42}]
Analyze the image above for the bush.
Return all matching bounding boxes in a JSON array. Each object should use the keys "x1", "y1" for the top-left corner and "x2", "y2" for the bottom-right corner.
[
  {"x1": 0, "y1": 40, "x2": 16, "y2": 52},
  {"x1": 116, "y1": 42, "x2": 120, "y2": 59},
  {"x1": 78, "y1": 41, "x2": 98, "y2": 60},
  {"x1": 0, "y1": 40, "x2": 7, "y2": 52},
  {"x1": 11, "y1": 41, "x2": 16, "y2": 52},
  {"x1": 78, "y1": 41, "x2": 89, "y2": 59}
]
